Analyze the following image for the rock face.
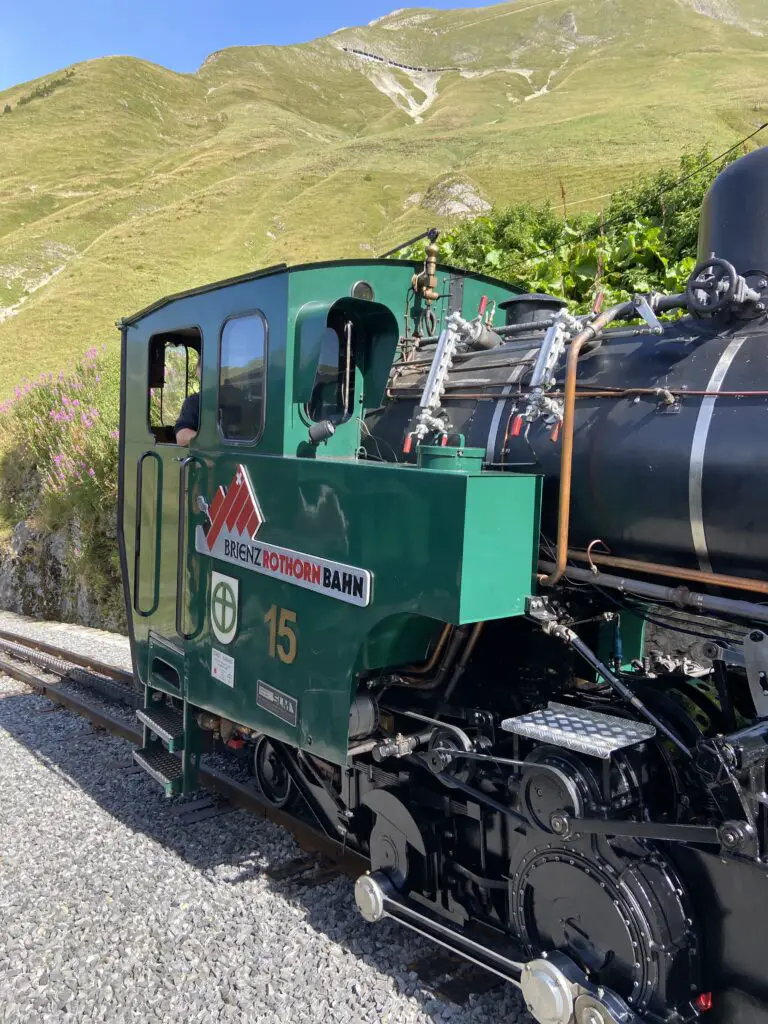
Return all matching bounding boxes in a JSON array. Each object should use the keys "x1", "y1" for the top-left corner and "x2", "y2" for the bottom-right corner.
[
  {"x1": 421, "y1": 177, "x2": 491, "y2": 218},
  {"x1": 0, "y1": 520, "x2": 127, "y2": 632}
]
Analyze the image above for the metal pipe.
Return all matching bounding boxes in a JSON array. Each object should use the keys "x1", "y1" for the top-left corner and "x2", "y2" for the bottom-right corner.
[
  {"x1": 410, "y1": 319, "x2": 557, "y2": 347},
  {"x1": 539, "y1": 302, "x2": 633, "y2": 587},
  {"x1": 442, "y1": 621, "x2": 485, "y2": 702},
  {"x1": 347, "y1": 738, "x2": 379, "y2": 757},
  {"x1": 538, "y1": 559, "x2": 768, "y2": 624},
  {"x1": 567, "y1": 548, "x2": 768, "y2": 597},
  {"x1": 546, "y1": 622, "x2": 692, "y2": 759},
  {"x1": 397, "y1": 625, "x2": 469, "y2": 690},
  {"x1": 402, "y1": 624, "x2": 452, "y2": 675},
  {"x1": 386, "y1": 387, "x2": 768, "y2": 401}
]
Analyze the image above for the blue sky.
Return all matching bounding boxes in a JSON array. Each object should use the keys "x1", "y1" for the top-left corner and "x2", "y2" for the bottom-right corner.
[{"x1": 0, "y1": 0, "x2": 498, "y2": 91}]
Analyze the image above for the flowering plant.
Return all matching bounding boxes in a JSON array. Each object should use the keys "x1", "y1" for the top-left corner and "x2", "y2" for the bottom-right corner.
[{"x1": 0, "y1": 346, "x2": 121, "y2": 599}]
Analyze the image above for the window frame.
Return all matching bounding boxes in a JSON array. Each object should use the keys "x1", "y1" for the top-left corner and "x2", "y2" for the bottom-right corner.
[
  {"x1": 216, "y1": 309, "x2": 269, "y2": 446},
  {"x1": 304, "y1": 317, "x2": 357, "y2": 428},
  {"x1": 146, "y1": 325, "x2": 203, "y2": 445}
]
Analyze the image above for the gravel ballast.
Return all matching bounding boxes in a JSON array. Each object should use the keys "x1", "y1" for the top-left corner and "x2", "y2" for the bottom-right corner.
[{"x1": 0, "y1": 674, "x2": 530, "y2": 1023}]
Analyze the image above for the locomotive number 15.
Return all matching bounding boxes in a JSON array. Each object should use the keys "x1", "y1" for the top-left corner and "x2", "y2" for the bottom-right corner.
[{"x1": 264, "y1": 604, "x2": 298, "y2": 664}]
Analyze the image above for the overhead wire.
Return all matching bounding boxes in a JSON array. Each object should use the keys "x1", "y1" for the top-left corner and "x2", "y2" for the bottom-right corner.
[{"x1": 516, "y1": 121, "x2": 768, "y2": 263}]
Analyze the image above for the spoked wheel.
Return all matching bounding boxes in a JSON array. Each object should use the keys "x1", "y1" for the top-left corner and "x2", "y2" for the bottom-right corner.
[{"x1": 253, "y1": 735, "x2": 295, "y2": 809}]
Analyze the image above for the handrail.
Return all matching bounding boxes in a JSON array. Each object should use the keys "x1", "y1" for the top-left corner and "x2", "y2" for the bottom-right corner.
[
  {"x1": 133, "y1": 451, "x2": 163, "y2": 617},
  {"x1": 175, "y1": 454, "x2": 207, "y2": 640}
]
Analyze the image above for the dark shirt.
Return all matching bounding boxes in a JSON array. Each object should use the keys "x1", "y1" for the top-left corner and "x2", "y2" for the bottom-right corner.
[{"x1": 174, "y1": 392, "x2": 200, "y2": 437}]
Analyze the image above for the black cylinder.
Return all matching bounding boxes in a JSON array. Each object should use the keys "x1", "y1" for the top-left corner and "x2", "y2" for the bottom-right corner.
[
  {"x1": 498, "y1": 293, "x2": 566, "y2": 327},
  {"x1": 366, "y1": 316, "x2": 768, "y2": 584},
  {"x1": 698, "y1": 146, "x2": 768, "y2": 275}
]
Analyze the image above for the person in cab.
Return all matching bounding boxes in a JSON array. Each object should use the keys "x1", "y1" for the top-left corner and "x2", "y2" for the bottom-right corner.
[{"x1": 175, "y1": 361, "x2": 201, "y2": 445}]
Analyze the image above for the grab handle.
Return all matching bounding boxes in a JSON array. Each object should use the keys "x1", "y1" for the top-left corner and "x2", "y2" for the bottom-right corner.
[
  {"x1": 133, "y1": 451, "x2": 163, "y2": 617},
  {"x1": 175, "y1": 454, "x2": 206, "y2": 640}
]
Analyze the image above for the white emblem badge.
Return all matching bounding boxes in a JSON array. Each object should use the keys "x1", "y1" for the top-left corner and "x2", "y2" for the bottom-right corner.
[{"x1": 210, "y1": 571, "x2": 239, "y2": 645}]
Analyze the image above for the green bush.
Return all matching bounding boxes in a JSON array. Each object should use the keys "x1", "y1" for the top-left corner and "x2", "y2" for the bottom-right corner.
[
  {"x1": 401, "y1": 147, "x2": 741, "y2": 310},
  {"x1": 0, "y1": 346, "x2": 122, "y2": 615}
]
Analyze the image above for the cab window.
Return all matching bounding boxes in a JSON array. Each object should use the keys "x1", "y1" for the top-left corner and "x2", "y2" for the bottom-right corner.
[
  {"x1": 218, "y1": 313, "x2": 267, "y2": 442},
  {"x1": 307, "y1": 313, "x2": 356, "y2": 424},
  {"x1": 148, "y1": 329, "x2": 201, "y2": 444}
]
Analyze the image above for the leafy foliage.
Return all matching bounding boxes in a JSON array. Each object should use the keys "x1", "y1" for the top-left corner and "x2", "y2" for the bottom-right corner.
[
  {"x1": 401, "y1": 148, "x2": 741, "y2": 311},
  {"x1": 0, "y1": 347, "x2": 122, "y2": 615}
]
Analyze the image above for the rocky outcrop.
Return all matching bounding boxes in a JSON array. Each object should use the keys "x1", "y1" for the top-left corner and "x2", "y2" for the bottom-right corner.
[
  {"x1": 0, "y1": 519, "x2": 127, "y2": 632},
  {"x1": 421, "y1": 176, "x2": 491, "y2": 218}
]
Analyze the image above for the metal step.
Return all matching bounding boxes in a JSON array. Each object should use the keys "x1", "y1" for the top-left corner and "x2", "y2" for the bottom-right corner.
[
  {"x1": 136, "y1": 704, "x2": 184, "y2": 750},
  {"x1": 133, "y1": 746, "x2": 184, "y2": 796},
  {"x1": 501, "y1": 701, "x2": 656, "y2": 759}
]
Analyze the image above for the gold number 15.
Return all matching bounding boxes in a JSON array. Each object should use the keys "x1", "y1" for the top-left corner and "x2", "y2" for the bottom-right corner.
[{"x1": 264, "y1": 605, "x2": 297, "y2": 664}]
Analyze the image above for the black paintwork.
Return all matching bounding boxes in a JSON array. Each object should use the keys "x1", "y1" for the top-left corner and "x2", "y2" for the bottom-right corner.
[{"x1": 369, "y1": 315, "x2": 768, "y2": 581}]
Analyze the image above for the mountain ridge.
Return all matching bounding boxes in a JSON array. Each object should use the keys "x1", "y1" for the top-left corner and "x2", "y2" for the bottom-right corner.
[{"x1": 0, "y1": 0, "x2": 766, "y2": 392}]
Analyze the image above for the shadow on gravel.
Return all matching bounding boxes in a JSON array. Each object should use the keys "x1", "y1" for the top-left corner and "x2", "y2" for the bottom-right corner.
[{"x1": 0, "y1": 689, "x2": 528, "y2": 1023}]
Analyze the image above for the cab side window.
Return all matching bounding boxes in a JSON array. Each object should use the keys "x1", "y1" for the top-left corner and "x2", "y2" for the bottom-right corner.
[
  {"x1": 148, "y1": 329, "x2": 202, "y2": 444},
  {"x1": 218, "y1": 313, "x2": 267, "y2": 442},
  {"x1": 307, "y1": 313, "x2": 355, "y2": 425}
]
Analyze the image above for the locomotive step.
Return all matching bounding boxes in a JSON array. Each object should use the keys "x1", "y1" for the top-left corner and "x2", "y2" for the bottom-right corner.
[
  {"x1": 501, "y1": 701, "x2": 656, "y2": 759},
  {"x1": 133, "y1": 746, "x2": 184, "y2": 796},
  {"x1": 136, "y1": 704, "x2": 185, "y2": 750}
]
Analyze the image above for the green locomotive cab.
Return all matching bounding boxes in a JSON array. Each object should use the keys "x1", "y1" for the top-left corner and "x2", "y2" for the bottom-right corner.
[{"x1": 118, "y1": 259, "x2": 540, "y2": 794}]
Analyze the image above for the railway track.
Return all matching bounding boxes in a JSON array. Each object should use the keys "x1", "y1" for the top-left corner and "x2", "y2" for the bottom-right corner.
[
  {"x1": 0, "y1": 628, "x2": 510, "y2": 1009},
  {"x1": 0, "y1": 630, "x2": 366, "y2": 873}
]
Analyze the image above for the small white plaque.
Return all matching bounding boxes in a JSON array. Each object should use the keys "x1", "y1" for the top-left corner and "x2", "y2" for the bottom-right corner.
[{"x1": 211, "y1": 648, "x2": 235, "y2": 688}]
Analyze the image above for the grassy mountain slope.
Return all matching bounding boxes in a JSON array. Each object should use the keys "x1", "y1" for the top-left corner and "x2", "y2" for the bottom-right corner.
[{"x1": 0, "y1": 0, "x2": 766, "y2": 393}]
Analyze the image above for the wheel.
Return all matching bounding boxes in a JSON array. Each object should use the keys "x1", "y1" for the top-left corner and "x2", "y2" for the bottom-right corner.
[
  {"x1": 253, "y1": 735, "x2": 295, "y2": 809},
  {"x1": 685, "y1": 257, "x2": 738, "y2": 314}
]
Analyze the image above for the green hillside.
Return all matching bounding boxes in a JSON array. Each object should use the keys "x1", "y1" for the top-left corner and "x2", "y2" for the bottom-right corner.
[{"x1": 0, "y1": 0, "x2": 767, "y2": 393}]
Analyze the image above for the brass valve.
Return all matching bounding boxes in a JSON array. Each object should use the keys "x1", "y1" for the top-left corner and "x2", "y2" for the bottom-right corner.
[{"x1": 412, "y1": 239, "x2": 440, "y2": 302}]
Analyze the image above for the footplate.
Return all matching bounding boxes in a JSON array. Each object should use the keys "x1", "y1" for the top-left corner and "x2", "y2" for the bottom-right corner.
[
  {"x1": 501, "y1": 702, "x2": 655, "y2": 759},
  {"x1": 137, "y1": 704, "x2": 184, "y2": 750},
  {"x1": 133, "y1": 746, "x2": 183, "y2": 796}
]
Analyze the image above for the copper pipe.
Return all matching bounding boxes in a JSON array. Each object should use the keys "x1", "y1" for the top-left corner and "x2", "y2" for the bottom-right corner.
[
  {"x1": 565, "y1": 387, "x2": 768, "y2": 398},
  {"x1": 397, "y1": 624, "x2": 469, "y2": 690},
  {"x1": 460, "y1": 621, "x2": 484, "y2": 663},
  {"x1": 442, "y1": 621, "x2": 485, "y2": 702},
  {"x1": 567, "y1": 548, "x2": 768, "y2": 597},
  {"x1": 402, "y1": 623, "x2": 452, "y2": 675},
  {"x1": 386, "y1": 387, "x2": 768, "y2": 401},
  {"x1": 539, "y1": 558, "x2": 768, "y2": 622},
  {"x1": 539, "y1": 303, "x2": 632, "y2": 587}
]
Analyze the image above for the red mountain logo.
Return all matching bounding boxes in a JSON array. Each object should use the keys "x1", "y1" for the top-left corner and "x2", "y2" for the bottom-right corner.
[{"x1": 205, "y1": 465, "x2": 264, "y2": 551}]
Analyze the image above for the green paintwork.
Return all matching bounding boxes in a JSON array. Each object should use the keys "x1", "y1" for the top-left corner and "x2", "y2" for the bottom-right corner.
[
  {"x1": 417, "y1": 444, "x2": 486, "y2": 474},
  {"x1": 120, "y1": 258, "x2": 540, "y2": 771}
]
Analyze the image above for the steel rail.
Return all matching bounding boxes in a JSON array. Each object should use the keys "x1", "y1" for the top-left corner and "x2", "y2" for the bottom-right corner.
[
  {"x1": 0, "y1": 627, "x2": 134, "y2": 684},
  {"x1": 0, "y1": 643, "x2": 367, "y2": 876}
]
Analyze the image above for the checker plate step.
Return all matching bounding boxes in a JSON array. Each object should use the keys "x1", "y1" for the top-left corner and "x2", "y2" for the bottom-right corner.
[
  {"x1": 133, "y1": 746, "x2": 183, "y2": 792},
  {"x1": 136, "y1": 704, "x2": 184, "y2": 747},
  {"x1": 501, "y1": 701, "x2": 656, "y2": 759}
]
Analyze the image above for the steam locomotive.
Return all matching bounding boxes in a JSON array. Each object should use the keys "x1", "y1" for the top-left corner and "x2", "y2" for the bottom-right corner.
[{"x1": 119, "y1": 146, "x2": 768, "y2": 1024}]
